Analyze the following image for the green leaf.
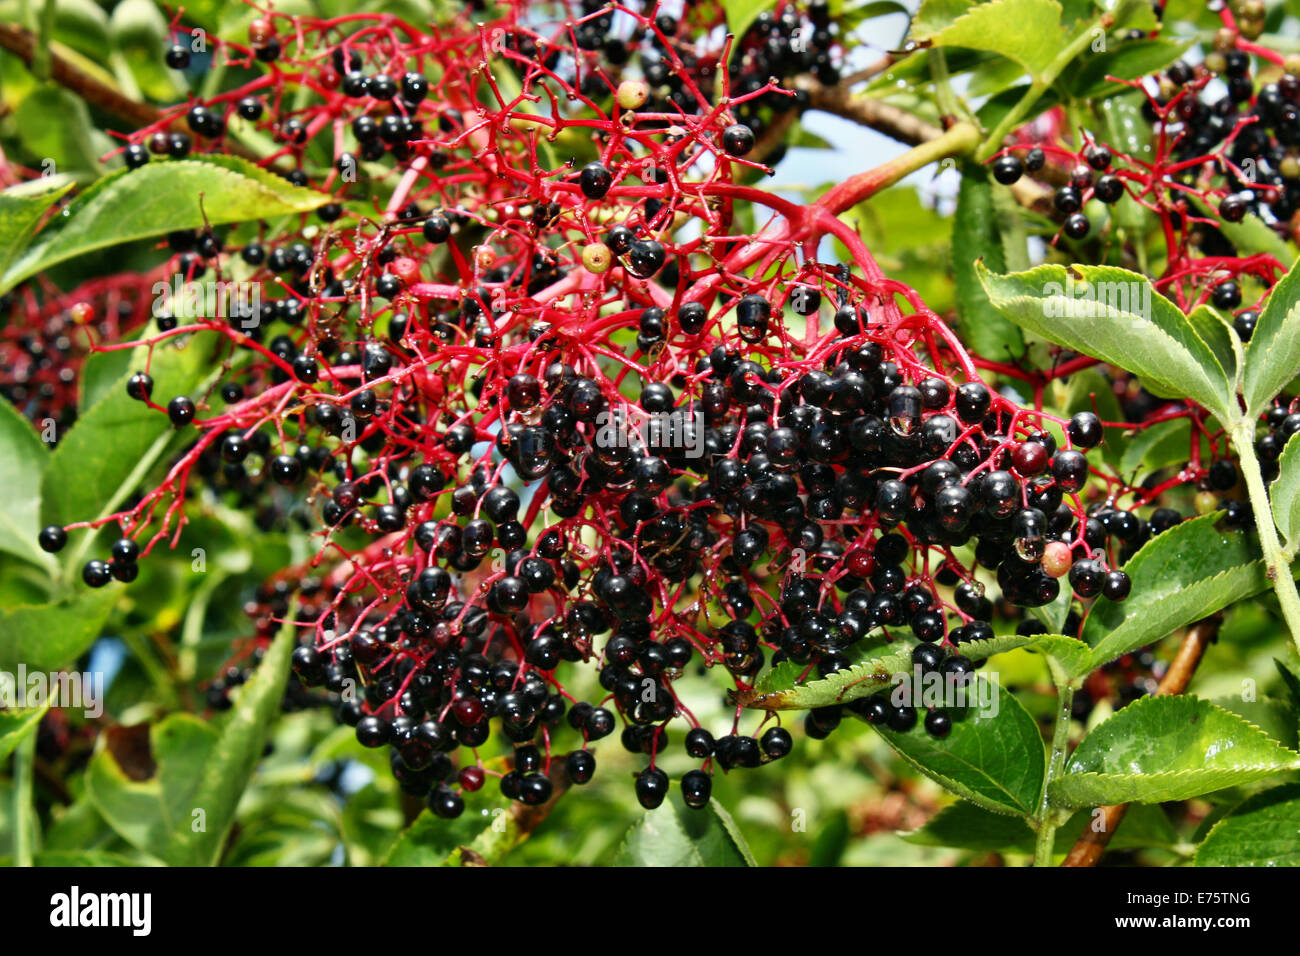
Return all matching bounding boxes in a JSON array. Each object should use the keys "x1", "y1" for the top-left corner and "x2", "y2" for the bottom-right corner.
[
  {"x1": 931, "y1": 0, "x2": 1063, "y2": 82},
  {"x1": 722, "y1": 0, "x2": 776, "y2": 45},
  {"x1": 841, "y1": 0, "x2": 912, "y2": 34},
  {"x1": 41, "y1": 331, "x2": 220, "y2": 529},
  {"x1": 737, "y1": 649, "x2": 913, "y2": 710},
  {"x1": 86, "y1": 621, "x2": 295, "y2": 865},
  {"x1": 1066, "y1": 38, "x2": 1191, "y2": 98},
  {"x1": 1106, "y1": 0, "x2": 1160, "y2": 31},
  {"x1": 79, "y1": 341, "x2": 137, "y2": 414},
  {"x1": 168, "y1": 619, "x2": 295, "y2": 865},
  {"x1": 0, "y1": 587, "x2": 118, "y2": 672},
  {"x1": 35, "y1": 850, "x2": 152, "y2": 866},
  {"x1": 904, "y1": 800, "x2": 1036, "y2": 852},
  {"x1": 0, "y1": 703, "x2": 51, "y2": 763},
  {"x1": 382, "y1": 802, "x2": 510, "y2": 866},
  {"x1": 905, "y1": 799, "x2": 1178, "y2": 853},
  {"x1": 1272, "y1": 434, "x2": 1300, "y2": 550},
  {"x1": 0, "y1": 176, "x2": 75, "y2": 283},
  {"x1": 953, "y1": 164, "x2": 1025, "y2": 360},
  {"x1": 1186, "y1": 304, "x2": 1240, "y2": 392},
  {"x1": 1119, "y1": 417, "x2": 1191, "y2": 479},
  {"x1": 339, "y1": 781, "x2": 404, "y2": 866},
  {"x1": 0, "y1": 0, "x2": 112, "y2": 63},
  {"x1": 0, "y1": 396, "x2": 53, "y2": 569},
  {"x1": 1063, "y1": 366, "x2": 1126, "y2": 469},
  {"x1": 1084, "y1": 514, "x2": 1268, "y2": 667},
  {"x1": 1221, "y1": 210, "x2": 1296, "y2": 262},
  {"x1": 753, "y1": 659, "x2": 803, "y2": 694},
  {"x1": 976, "y1": 261, "x2": 1237, "y2": 423},
  {"x1": 1048, "y1": 695, "x2": 1300, "y2": 808},
  {"x1": 959, "y1": 633, "x2": 1093, "y2": 681},
  {"x1": 85, "y1": 718, "x2": 215, "y2": 863},
  {"x1": 975, "y1": 82, "x2": 1059, "y2": 134},
  {"x1": 874, "y1": 674, "x2": 1046, "y2": 817},
  {"x1": 1213, "y1": 695, "x2": 1300, "y2": 750},
  {"x1": 1196, "y1": 784, "x2": 1300, "y2": 866},
  {"x1": 1274, "y1": 658, "x2": 1300, "y2": 740},
  {"x1": 1243, "y1": 254, "x2": 1300, "y2": 417},
  {"x1": 1, "y1": 157, "x2": 330, "y2": 293},
  {"x1": 614, "y1": 797, "x2": 757, "y2": 866},
  {"x1": 860, "y1": 673, "x2": 1046, "y2": 816},
  {"x1": 910, "y1": 0, "x2": 975, "y2": 39},
  {"x1": 13, "y1": 85, "x2": 105, "y2": 183}
]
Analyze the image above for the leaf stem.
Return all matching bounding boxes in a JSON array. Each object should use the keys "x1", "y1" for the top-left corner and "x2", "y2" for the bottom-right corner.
[
  {"x1": 13, "y1": 731, "x2": 36, "y2": 867},
  {"x1": 974, "y1": 16, "x2": 1113, "y2": 163},
  {"x1": 31, "y1": 0, "x2": 55, "y2": 80},
  {"x1": 928, "y1": 49, "x2": 967, "y2": 123},
  {"x1": 976, "y1": 79, "x2": 1049, "y2": 165},
  {"x1": 1233, "y1": 420, "x2": 1300, "y2": 654},
  {"x1": 1034, "y1": 682, "x2": 1074, "y2": 867}
]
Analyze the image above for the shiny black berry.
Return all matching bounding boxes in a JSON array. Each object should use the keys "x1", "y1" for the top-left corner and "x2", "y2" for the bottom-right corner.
[
  {"x1": 721, "y1": 123, "x2": 755, "y2": 156},
  {"x1": 167, "y1": 396, "x2": 196, "y2": 427},
  {"x1": 635, "y1": 767, "x2": 670, "y2": 809},
  {"x1": 38, "y1": 525, "x2": 67, "y2": 553},
  {"x1": 578, "y1": 162, "x2": 613, "y2": 199},
  {"x1": 992, "y1": 155, "x2": 1023, "y2": 185}
]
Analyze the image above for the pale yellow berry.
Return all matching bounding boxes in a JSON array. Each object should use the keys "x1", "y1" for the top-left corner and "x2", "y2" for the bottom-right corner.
[
  {"x1": 582, "y1": 242, "x2": 612, "y2": 273},
  {"x1": 1195, "y1": 490, "x2": 1219, "y2": 515},
  {"x1": 616, "y1": 79, "x2": 649, "y2": 111}
]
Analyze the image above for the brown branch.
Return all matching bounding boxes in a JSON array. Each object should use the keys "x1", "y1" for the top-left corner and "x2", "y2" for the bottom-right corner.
[
  {"x1": 0, "y1": 23, "x2": 163, "y2": 128},
  {"x1": 1060, "y1": 616, "x2": 1220, "y2": 867},
  {"x1": 801, "y1": 77, "x2": 1057, "y2": 214},
  {"x1": 840, "y1": 55, "x2": 899, "y2": 88},
  {"x1": 0, "y1": 23, "x2": 268, "y2": 165}
]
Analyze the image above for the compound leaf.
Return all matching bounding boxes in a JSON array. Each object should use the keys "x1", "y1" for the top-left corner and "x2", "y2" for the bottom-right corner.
[
  {"x1": 1084, "y1": 514, "x2": 1268, "y2": 668},
  {"x1": 1195, "y1": 784, "x2": 1300, "y2": 866},
  {"x1": 977, "y1": 261, "x2": 1237, "y2": 423},
  {"x1": 1049, "y1": 695, "x2": 1300, "y2": 808},
  {"x1": 1243, "y1": 254, "x2": 1300, "y2": 417},
  {"x1": 615, "y1": 797, "x2": 756, "y2": 866},
  {"x1": 2, "y1": 157, "x2": 329, "y2": 292}
]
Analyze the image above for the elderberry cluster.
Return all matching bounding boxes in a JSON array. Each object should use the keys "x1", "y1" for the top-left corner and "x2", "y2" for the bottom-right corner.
[{"x1": 27, "y1": 2, "x2": 1143, "y2": 818}]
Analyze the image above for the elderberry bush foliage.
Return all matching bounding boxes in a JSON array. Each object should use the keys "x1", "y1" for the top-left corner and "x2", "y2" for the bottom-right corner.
[{"x1": 5, "y1": 0, "x2": 1300, "y2": 870}]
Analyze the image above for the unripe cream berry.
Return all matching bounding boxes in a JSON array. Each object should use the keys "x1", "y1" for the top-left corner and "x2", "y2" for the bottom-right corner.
[
  {"x1": 1195, "y1": 490, "x2": 1219, "y2": 515},
  {"x1": 616, "y1": 79, "x2": 649, "y2": 110},
  {"x1": 582, "y1": 242, "x2": 612, "y2": 273}
]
